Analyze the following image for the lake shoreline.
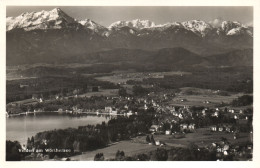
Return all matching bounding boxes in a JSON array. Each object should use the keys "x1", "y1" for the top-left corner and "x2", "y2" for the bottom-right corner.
[
  {"x1": 6, "y1": 110, "x2": 129, "y2": 118},
  {"x1": 6, "y1": 112, "x2": 109, "y2": 145}
]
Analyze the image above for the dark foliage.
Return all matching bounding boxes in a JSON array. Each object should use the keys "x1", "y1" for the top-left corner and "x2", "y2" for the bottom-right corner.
[
  {"x1": 231, "y1": 95, "x2": 253, "y2": 107},
  {"x1": 118, "y1": 87, "x2": 128, "y2": 97},
  {"x1": 143, "y1": 67, "x2": 252, "y2": 93},
  {"x1": 31, "y1": 115, "x2": 155, "y2": 158},
  {"x1": 6, "y1": 75, "x2": 118, "y2": 104},
  {"x1": 6, "y1": 140, "x2": 22, "y2": 161},
  {"x1": 155, "y1": 148, "x2": 168, "y2": 161},
  {"x1": 132, "y1": 85, "x2": 150, "y2": 96},
  {"x1": 115, "y1": 150, "x2": 125, "y2": 161},
  {"x1": 146, "y1": 135, "x2": 151, "y2": 143},
  {"x1": 150, "y1": 135, "x2": 155, "y2": 145},
  {"x1": 94, "y1": 153, "x2": 105, "y2": 161}
]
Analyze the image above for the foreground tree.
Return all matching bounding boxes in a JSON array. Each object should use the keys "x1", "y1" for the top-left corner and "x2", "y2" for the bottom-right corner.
[
  {"x1": 146, "y1": 135, "x2": 151, "y2": 143},
  {"x1": 94, "y1": 153, "x2": 105, "y2": 161},
  {"x1": 151, "y1": 135, "x2": 155, "y2": 145},
  {"x1": 155, "y1": 148, "x2": 168, "y2": 161},
  {"x1": 115, "y1": 150, "x2": 125, "y2": 161},
  {"x1": 6, "y1": 140, "x2": 22, "y2": 161}
]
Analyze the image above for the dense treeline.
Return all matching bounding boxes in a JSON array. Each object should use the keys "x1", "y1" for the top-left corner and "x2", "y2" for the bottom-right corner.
[
  {"x1": 104, "y1": 145, "x2": 217, "y2": 161},
  {"x1": 132, "y1": 85, "x2": 150, "y2": 96},
  {"x1": 231, "y1": 95, "x2": 253, "y2": 107},
  {"x1": 32, "y1": 114, "x2": 155, "y2": 158},
  {"x1": 7, "y1": 65, "x2": 252, "y2": 104},
  {"x1": 6, "y1": 75, "x2": 118, "y2": 103},
  {"x1": 9, "y1": 94, "x2": 154, "y2": 113},
  {"x1": 6, "y1": 140, "x2": 23, "y2": 161},
  {"x1": 139, "y1": 67, "x2": 253, "y2": 93},
  {"x1": 29, "y1": 96, "x2": 113, "y2": 112}
]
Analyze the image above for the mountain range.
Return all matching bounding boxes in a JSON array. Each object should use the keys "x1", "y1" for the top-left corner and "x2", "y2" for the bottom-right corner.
[{"x1": 6, "y1": 8, "x2": 253, "y2": 66}]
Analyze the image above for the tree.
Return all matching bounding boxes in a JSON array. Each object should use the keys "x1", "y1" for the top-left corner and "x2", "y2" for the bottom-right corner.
[
  {"x1": 220, "y1": 137, "x2": 227, "y2": 143},
  {"x1": 6, "y1": 140, "x2": 22, "y2": 161},
  {"x1": 31, "y1": 136, "x2": 34, "y2": 146},
  {"x1": 132, "y1": 85, "x2": 149, "y2": 96},
  {"x1": 72, "y1": 141, "x2": 80, "y2": 153},
  {"x1": 162, "y1": 122, "x2": 171, "y2": 132},
  {"x1": 146, "y1": 135, "x2": 151, "y2": 143},
  {"x1": 155, "y1": 148, "x2": 168, "y2": 161},
  {"x1": 115, "y1": 150, "x2": 125, "y2": 160},
  {"x1": 188, "y1": 142, "x2": 198, "y2": 151},
  {"x1": 151, "y1": 135, "x2": 155, "y2": 145},
  {"x1": 171, "y1": 124, "x2": 180, "y2": 132},
  {"x1": 27, "y1": 138, "x2": 32, "y2": 149},
  {"x1": 187, "y1": 142, "x2": 199, "y2": 160},
  {"x1": 118, "y1": 88, "x2": 127, "y2": 97},
  {"x1": 224, "y1": 107, "x2": 228, "y2": 113},
  {"x1": 92, "y1": 86, "x2": 99, "y2": 92},
  {"x1": 136, "y1": 153, "x2": 150, "y2": 161},
  {"x1": 231, "y1": 95, "x2": 253, "y2": 107},
  {"x1": 94, "y1": 153, "x2": 105, "y2": 161}
]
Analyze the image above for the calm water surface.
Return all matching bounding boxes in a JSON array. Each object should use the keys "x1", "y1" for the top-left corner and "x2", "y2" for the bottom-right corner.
[{"x1": 6, "y1": 112, "x2": 109, "y2": 145}]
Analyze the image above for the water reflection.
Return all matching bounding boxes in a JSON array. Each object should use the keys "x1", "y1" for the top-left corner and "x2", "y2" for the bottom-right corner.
[{"x1": 6, "y1": 112, "x2": 109, "y2": 145}]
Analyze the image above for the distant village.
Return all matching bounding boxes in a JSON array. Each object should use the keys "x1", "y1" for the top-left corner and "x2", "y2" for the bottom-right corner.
[{"x1": 6, "y1": 84, "x2": 253, "y2": 161}]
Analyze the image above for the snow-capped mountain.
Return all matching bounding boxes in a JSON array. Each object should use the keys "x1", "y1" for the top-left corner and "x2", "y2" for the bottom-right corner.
[
  {"x1": 142, "y1": 22, "x2": 185, "y2": 32},
  {"x1": 78, "y1": 19, "x2": 108, "y2": 35},
  {"x1": 6, "y1": 8, "x2": 80, "y2": 31},
  {"x1": 226, "y1": 27, "x2": 253, "y2": 36},
  {"x1": 221, "y1": 21, "x2": 243, "y2": 34},
  {"x1": 219, "y1": 21, "x2": 252, "y2": 36},
  {"x1": 108, "y1": 19, "x2": 253, "y2": 37},
  {"x1": 181, "y1": 20, "x2": 213, "y2": 37},
  {"x1": 154, "y1": 22, "x2": 183, "y2": 28},
  {"x1": 6, "y1": 8, "x2": 253, "y2": 38},
  {"x1": 6, "y1": 8, "x2": 253, "y2": 65},
  {"x1": 109, "y1": 20, "x2": 197, "y2": 35},
  {"x1": 109, "y1": 19, "x2": 156, "y2": 30},
  {"x1": 109, "y1": 20, "x2": 214, "y2": 37}
]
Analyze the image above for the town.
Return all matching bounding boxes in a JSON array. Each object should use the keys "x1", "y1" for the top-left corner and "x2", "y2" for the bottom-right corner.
[{"x1": 6, "y1": 70, "x2": 253, "y2": 161}]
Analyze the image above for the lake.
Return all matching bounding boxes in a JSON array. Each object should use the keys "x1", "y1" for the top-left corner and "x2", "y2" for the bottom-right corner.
[{"x1": 6, "y1": 112, "x2": 110, "y2": 145}]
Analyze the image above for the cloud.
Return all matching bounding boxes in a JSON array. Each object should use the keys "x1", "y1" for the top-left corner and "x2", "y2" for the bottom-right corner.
[
  {"x1": 208, "y1": 18, "x2": 223, "y2": 28},
  {"x1": 245, "y1": 21, "x2": 253, "y2": 27}
]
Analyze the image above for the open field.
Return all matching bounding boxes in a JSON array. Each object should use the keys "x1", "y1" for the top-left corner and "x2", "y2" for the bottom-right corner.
[
  {"x1": 7, "y1": 89, "x2": 119, "y2": 107},
  {"x1": 7, "y1": 99, "x2": 39, "y2": 106},
  {"x1": 78, "y1": 89, "x2": 119, "y2": 97},
  {"x1": 95, "y1": 71, "x2": 192, "y2": 84},
  {"x1": 171, "y1": 94, "x2": 244, "y2": 107},
  {"x1": 169, "y1": 87, "x2": 249, "y2": 107},
  {"x1": 6, "y1": 75, "x2": 37, "y2": 81},
  {"x1": 95, "y1": 75, "x2": 131, "y2": 84},
  {"x1": 69, "y1": 127, "x2": 251, "y2": 160},
  {"x1": 70, "y1": 140, "x2": 158, "y2": 161},
  {"x1": 131, "y1": 128, "x2": 251, "y2": 148},
  {"x1": 153, "y1": 128, "x2": 251, "y2": 147}
]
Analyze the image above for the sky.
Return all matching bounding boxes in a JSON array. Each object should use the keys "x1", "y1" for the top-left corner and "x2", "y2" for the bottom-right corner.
[{"x1": 6, "y1": 6, "x2": 253, "y2": 27}]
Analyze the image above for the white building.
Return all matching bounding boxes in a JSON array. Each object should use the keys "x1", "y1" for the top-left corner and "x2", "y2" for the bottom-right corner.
[{"x1": 105, "y1": 107, "x2": 112, "y2": 113}]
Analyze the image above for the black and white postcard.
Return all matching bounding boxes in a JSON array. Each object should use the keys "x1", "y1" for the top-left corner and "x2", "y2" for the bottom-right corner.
[{"x1": 1, "y1": 0, "x2": 259, "y2": 167}]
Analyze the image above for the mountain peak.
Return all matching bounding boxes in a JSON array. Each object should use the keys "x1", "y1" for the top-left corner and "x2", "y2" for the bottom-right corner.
[
  {"x1": 221, "y1": 21, "x2": 243, "y2": 31},
  {"x1": 51, "y1": 7, "x2": 62, "y2": 12},
  {"x1": 182, "y1": 20, "x2": 213, "y2": 37},
  {"x1": 109, "y1": 19, "x2": 156, "y2": 30},
  {"x1": 219, "y1": 21, "x2": 252, "y2": 36},
  {"x1": 6, "y1": 8, "x2": 77, "y2": 31},
  {"x1": 78, "y1": 18, "x2": 108, "y2": 34},
  {"x1": 6, "y1": 8, "x2": 253, "y2": 38}
]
